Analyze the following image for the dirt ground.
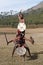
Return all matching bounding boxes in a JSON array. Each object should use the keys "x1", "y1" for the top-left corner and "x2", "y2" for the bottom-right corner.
[{"x1": 0, "y1": 28, "x2": 43, "y2": 65}]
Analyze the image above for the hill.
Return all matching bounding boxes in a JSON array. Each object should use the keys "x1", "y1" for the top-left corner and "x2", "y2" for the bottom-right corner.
[
  {"x1": 24, "y1": 1, "x2": 43, "y2": 13},
  {"x1": 23, "y1": 1, "x2": 43, "y2": 28},
  {"x1": 0, "y1": 1, "x2": 43, "y2": 28}
]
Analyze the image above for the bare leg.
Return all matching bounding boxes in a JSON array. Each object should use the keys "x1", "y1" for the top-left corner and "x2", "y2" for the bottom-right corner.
[
  {"x1": 12, "y1": 45, "x2": 18, "y2": 57},
  {"x1": 24, "y1": 46, "x2": 31, "y2": 57}
]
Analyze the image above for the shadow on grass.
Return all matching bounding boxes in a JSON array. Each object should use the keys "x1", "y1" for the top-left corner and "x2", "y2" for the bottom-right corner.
[{"x1": 27, "y1": 51, "x2": 43, "y2": 60}]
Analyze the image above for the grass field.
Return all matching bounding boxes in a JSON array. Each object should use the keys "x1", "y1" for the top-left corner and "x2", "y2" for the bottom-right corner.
[{"x1": 0, "y1": 28, "x2": 43, "y2": 65}]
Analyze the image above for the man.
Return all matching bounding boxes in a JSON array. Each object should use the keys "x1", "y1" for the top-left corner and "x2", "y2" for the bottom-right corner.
[
  {"x1": 12, "y1": 12, "x2": 34, "y2": 57},
  {"x1": 6, "y1": 12, "x2": 34, "y2": 57}
]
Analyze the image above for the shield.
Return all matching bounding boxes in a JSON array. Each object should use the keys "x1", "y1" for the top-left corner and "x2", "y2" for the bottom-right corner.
[{"x1": 15, "y1": 46, "x2": 26, "y2": 56}]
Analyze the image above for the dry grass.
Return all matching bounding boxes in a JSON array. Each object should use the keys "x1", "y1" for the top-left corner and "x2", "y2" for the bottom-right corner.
[{"x1": 0, "y1": 28, "x2": 43, "y2": 65}]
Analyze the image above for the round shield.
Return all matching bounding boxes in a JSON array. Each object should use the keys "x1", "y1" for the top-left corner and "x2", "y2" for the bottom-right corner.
[{"x1": 15, "y1": 46, "x2": 26, "y2": 56}]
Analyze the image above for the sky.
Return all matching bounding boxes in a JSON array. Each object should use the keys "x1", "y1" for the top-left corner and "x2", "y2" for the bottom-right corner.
[{"x1": 0, "y1": 0, "x2": 43, "y2": 12}]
